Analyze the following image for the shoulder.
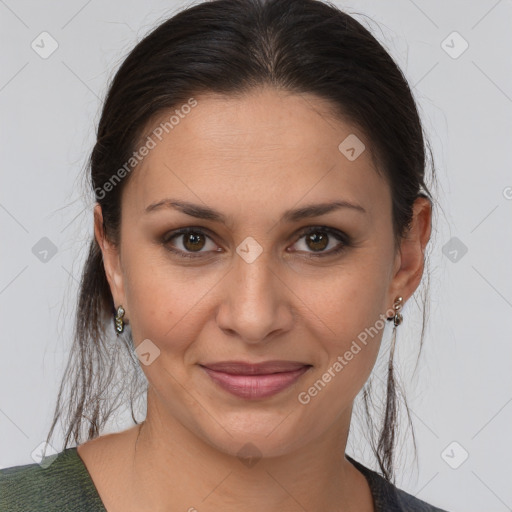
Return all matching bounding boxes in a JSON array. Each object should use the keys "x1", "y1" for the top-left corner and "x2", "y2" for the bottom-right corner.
[
  {"x1": 0, "y1": 447, "x2": 106, "y2": 512},
  {"x1": 346, "y1": 455, "x2": 451, "y2": 512},
  {"x1": 392, "y1": 484, "x2": 450, "y2": 512}
]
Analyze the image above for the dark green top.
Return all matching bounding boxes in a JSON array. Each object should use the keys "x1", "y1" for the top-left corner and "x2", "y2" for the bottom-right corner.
[{"x1": 0, "y1": 447, "x2": 449, "y2": 511}]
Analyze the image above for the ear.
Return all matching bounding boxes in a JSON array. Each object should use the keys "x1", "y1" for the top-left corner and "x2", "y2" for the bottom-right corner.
[
  {"x1": 93, "y1": 204, "x2": 127, "y2": 312},
  {"x1": 388, "y1": 196, "x2": 432, "y2": 305}
]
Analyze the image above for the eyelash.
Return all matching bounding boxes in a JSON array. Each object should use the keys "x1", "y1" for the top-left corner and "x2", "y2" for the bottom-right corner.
[{"x1": 161, "y1": 226, "x2": 352, "y2": 260}]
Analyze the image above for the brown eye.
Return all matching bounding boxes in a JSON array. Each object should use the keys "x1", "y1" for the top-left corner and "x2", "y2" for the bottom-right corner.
[
  {"x1": 162, "y1": 228, "x2": 219, "y2": 259},
  {"x1": 182, "y1": 231, "x2": 206, "y2": 252},
  {"x1": 291, "y1": 227, "x2": 351, "y2": 258},
  {"x1": 162, "y1": 226, "x2": 351, "y2": 260},
  {"x1": 305, "y1": 231, "x2": 329, "y2": 252}
]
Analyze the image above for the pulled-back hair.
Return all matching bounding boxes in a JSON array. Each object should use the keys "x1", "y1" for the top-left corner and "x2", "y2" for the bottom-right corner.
[{"x1": 46, "y1": 0, "x2": 437, "y2": 484}]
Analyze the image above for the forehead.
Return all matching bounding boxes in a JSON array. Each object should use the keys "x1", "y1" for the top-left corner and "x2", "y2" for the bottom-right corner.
[{"x1": 122, "y1": 87, "x2": 389, "y2": 223}]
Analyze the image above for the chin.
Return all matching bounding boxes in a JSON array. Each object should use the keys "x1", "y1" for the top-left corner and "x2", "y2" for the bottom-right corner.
[
  {"x1": 207, "y1": 431, "x2": 298, "y2": 461},
  {"x1": 192, "y1": 410, "x2": 317, "y2": 461}
]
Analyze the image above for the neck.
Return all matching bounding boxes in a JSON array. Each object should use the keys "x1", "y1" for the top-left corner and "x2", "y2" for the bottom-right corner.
[{"x1": 122, "y1": 392, "x2": 374, "y2": 512}]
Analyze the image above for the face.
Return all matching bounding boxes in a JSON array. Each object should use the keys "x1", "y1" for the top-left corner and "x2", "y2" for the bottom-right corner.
[{"x1": 95, "y1": 86, "x2": 430, "y2": 458}]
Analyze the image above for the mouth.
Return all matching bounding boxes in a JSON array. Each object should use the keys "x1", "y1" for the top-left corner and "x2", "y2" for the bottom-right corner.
[{"x1": 199, "y1": 361, "x2": 312, "y2": 400}]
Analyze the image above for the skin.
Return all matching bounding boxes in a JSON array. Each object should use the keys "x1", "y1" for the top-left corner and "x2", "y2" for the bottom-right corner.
[{"x1": 78, "y1": 86, "x2": 431, "y2": 512}]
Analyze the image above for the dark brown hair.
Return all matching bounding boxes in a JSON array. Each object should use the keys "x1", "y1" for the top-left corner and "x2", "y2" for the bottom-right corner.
[{"x1": 46, "y1": 0, "x2": 437, "y2": 484}]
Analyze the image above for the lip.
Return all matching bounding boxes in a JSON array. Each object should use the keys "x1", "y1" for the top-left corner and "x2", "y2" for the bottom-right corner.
[
  {"x1": 201, "y1": 360, "x2": 309, "y2": 375},
  {"x1": 199, "y1": 361, "x2": 312, "y2": 400}
]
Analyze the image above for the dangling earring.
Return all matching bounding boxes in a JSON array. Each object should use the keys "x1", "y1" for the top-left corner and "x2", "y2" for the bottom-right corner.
[
  {"x1": 386, "y1": 296, "x2": 403, "y2": 326},
  {"x1": 114, "y1": 305, "x2": 125, "y2": 335},
  {"x1": 380, "y1": 295, "x2": 404, "y2": 468},
  {"x1": 386, "y1": 295, "x2": 403, "y2": 369},
  {"x1": 385, "y1": 295, "x2": 403, "y2": 375}
]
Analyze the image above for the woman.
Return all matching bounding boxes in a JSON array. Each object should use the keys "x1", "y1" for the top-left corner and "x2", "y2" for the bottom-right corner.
[{"x1": 0, "y1": 0, "x2": 449, "y2": 510}]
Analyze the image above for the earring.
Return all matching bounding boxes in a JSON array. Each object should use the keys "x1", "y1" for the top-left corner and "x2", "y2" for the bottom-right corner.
[
  {"x1": 386, "y1": 296, "x2": 403, "y2": 327},
  {"x1": 114, "y1": 305, "x2": 125, "y2": 335},
  {"x1": 382, "y1": 296, "x2": 403, "y2": 468}
]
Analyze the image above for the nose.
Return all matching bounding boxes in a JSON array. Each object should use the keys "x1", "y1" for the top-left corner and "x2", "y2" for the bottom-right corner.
[{"x1": 215, "y1": 248, "x2": 294, "y2": 344}]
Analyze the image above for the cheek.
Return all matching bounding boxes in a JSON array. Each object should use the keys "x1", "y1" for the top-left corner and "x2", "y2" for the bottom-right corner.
[
  {"x1": 293, "y1": 256, "x2": 390, "y2": 339},
  {"x1": 122, "y1": 250, "x2": 222, "y2": 349},
  {"x1": 291, "y1": 255, "x2": 390, "y2": 386},
  {"x1": 295, "y1": 279, "x2": 387, "y2": 414}
]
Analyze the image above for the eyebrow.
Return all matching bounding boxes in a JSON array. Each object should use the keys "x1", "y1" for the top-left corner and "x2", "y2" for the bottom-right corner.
[{"x1": 144, "y1": 198, "x2": 367, "y2": 223}]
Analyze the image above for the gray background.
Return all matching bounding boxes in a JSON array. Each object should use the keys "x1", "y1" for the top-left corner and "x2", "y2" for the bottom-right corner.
[{"x1": 1, "y1": 1, "x2": 511, "y2": 511}]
